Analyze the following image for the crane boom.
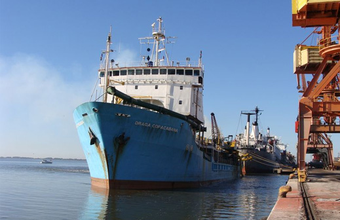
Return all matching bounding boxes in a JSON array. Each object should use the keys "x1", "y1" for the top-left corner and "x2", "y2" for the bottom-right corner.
[{"x1": 211, "y1": 113, "x2": 221, "y2": 146}]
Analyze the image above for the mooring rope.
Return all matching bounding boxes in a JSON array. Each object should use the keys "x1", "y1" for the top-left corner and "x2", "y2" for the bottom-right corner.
[{"x1": 247, "y1": 152, "x2": 293, "y2": 168}]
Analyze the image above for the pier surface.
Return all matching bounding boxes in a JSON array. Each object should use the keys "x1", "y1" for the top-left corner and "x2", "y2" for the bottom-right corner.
[{"x1": 268, "y1": 169, "x2": 340, "y2": 219}]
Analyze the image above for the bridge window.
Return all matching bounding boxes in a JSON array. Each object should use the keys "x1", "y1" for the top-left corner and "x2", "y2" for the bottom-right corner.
[
  {"x1": 128, "y1": 69, "x2": 134, "y2": 75},
  {"x1": 113, "y1": 70, "x2": 119, "y2": 76},
  {"x1": 144, "y1": 69, "x2": 150, "y2": 75},
  {"x1": 199, "y1": 76, "x2": 203, "y2": 84},
  {"x1": 185, "y1": 70, "x2": 193, "y2": 75},
  {"x1": 152, "y1": 69, "x2": 158, "y2": 75},
  {"x1": 136, "y1": 69, "x2": 142, "y2": 75},
  {"x1": 168, "y1": 69, "x2": 175, "y2": 75},
  {"x1": 177, "y1": 69, "x2": 184, "y2": 75},
  {"x1": 194, "y1": 70, "x2": 200, "y2": 76},
  {"x1": 120, "y1": 70, "x2": 127, "y2": 76},
  {"x1": 160, "y1": 69, "x2": 166, "y2": 75},
  {"x1": 100, "y1": 72, "x2": 104, "y2": 77}
]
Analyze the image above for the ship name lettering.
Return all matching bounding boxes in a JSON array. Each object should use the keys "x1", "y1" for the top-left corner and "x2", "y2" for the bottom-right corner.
[
  {"x1": 135, "y1": 121, "x2": 178, "y2": 133},
  {"x1": 135, "y1": 121, "x2": 151, "y2": 127}
]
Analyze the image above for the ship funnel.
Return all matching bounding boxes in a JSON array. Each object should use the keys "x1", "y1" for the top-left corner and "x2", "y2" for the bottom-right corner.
[{"x1": 250, "y1": 122, "x2": 259, "y2": 141}]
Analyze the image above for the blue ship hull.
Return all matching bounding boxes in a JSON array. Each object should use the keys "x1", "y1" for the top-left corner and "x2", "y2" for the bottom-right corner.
[{"x1": 74, "y1": 102, "x2": 239, "y2": 189}]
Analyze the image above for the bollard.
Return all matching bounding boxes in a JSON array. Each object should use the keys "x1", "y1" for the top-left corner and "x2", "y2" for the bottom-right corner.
[{"x1": 278, "y1": 185, "x2": 292, "y2": 198}]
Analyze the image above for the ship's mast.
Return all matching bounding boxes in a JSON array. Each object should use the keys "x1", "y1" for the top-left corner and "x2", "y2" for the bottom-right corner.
[
  {"x1": 140, "y1": 17, "x2": 175, "y2": 67},
  {"x1": 254, "y1": 106, "x2": 261, "y2": 125},
  {"x1": 152, "y1": 17, "x2": 164, "y2": 66},
  {"x1": 198, "y1": 50, "x2": 202, "y2": 67},
  {"x1": 241, "y1": 107, "x2": 261, "y2": 146},
  {"x1": 103, "y1": 27, "x2": 112, "y2": 102}
]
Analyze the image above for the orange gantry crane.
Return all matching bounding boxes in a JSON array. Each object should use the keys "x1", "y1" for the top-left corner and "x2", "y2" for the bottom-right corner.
[{"x1": 292, "y1": 0, "x2": 340, "y2": 182}]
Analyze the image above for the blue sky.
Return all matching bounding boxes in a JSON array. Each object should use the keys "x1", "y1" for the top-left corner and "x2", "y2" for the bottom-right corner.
[{"x1": 1, "y1": 0, "x2": 337, "y2": 160}]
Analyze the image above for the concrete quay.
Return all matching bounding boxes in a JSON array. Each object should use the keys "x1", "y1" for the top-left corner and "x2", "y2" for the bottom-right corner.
[{"x1": 267, "y1": 169, "x2": 340, "y2": 220}]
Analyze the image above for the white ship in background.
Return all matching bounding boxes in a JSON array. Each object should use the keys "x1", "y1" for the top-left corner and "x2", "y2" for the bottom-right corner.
[{"x1": 235, "y1": 107, "x2": 296, "y2": 173}]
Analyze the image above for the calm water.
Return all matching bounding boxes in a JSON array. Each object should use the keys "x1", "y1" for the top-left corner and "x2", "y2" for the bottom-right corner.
[{"x1": 0, "y1": 158, "x2": 288, "y2": 220}]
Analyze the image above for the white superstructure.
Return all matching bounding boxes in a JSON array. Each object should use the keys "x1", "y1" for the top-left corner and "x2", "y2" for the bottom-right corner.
[
  {"x1": 97, "y1": 17, "x2": 205, "y2": 123},
  {"x1": 236, "y1": 107, "x2": 288, "y2": 157}
]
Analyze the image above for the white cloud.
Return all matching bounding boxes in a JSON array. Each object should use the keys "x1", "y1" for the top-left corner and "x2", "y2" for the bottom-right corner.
[
  {"x1": 113, "y1": 45, "x2": 139, "y2": 67},
  {"x1": 0, "y1": 53, "x2": 94, "y2": 158}
]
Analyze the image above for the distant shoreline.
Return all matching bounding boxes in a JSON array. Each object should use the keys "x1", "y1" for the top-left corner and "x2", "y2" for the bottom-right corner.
[{"x1": 0, "y1": 156, "x2": 86, "y2": 161}]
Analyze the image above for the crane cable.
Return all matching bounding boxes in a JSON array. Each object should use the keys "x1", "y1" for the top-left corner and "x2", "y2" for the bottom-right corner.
[{"x1": 250, "y1": 157, "x2": 292, "y2": 169}]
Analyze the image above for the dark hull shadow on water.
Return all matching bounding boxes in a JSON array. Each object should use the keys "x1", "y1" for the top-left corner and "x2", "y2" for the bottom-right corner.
[{"x1": 79, "y1": 175, "x2": 287, "y2": 220}]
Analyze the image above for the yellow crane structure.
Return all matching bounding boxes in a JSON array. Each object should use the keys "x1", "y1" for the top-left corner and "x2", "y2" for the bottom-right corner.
[{"x1": 292, "y1": 0, "x2": 340, "y2": 182}]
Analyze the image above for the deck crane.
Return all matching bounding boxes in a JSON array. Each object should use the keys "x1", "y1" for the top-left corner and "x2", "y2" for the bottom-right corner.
[
  {"x1": 211, "y1": 113, "x2": 222, "y2": 147},
  {"x1": 292, "y1": 0, "x2": 340, "y2": 182}
]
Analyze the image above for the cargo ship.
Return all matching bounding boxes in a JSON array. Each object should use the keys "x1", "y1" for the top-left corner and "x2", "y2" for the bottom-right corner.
[
  {"x1": 235, "y1": 107, "x2": 296, "y2": 174},
  {"x1": 73, "y1": 17, "x2": 239, "y2": 189}
]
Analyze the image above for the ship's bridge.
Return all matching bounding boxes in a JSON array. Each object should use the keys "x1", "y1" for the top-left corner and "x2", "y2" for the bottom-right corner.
[
  {"x1": 99, "y1": 66, "x2": 203, "y2": 78},
  {"x1": 99, "y1": 66, "x2": 204, "y2": 87},
  {"x1": 98, "y1": 65, "x2": 205, "y2": 123}
]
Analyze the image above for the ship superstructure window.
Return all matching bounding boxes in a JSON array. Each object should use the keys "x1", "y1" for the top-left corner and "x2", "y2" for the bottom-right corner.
[
  {"x1": 185, "y1": 70, "x2": 193, "y2": 75},
  {"x1": 144, "y1": 69, "x2": 150, "y2": 75},
  {"x1": 120, "y1": 70, "x2": 127, "y2": 76},
  {"x1": 136, "y1": 69, "x2": 142, "y2": 75},
  {"x1": 180, "y1": 86, "x2": 183, "y2": 90},
  {"x1": 177, "y1": 69, "x2": 184, "y2": 75},
  {"x1": 179, "y1": 100, "x2": 182, "y2": 105},
  {"x1": 194, "y1": 70, "x2": 200, "y2": 76},
  {"x1": 168, "y1": 69, "x2": 175, "y2": 75},
  {"x1": 155, "y1": 85, "x2": 158, "y2": 89},
  {"x1": 152, "y1": 69, "x2": 158, "y2": 75},
  {"x1": 135, "y1": 85, "x2": 138, "y2": 89},
  {"x1": 199, "y1": 76, "x2": 203, "y2": 84},
  {"x1": 160, "y1": 69, "x2": 166, "y2": 75},
  {"x1": 113, "y1": 70, "x2": 119, "y2": 76},
  {"x1": 100, "y1": 72, "x2": 104, "y2": 77},
  {"x1": 128, "y1": 69, "x2": 134, "y2": 75}
]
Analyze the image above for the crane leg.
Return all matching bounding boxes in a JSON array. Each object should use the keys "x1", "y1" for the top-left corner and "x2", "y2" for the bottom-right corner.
[{"x1": 298, "y1": 100, "x2": 312, "y2": 182}]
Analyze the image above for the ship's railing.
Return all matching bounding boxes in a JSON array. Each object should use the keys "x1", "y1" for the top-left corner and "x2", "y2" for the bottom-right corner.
[
  {"x1": 100, "y1": 60, "x2": 202, "y2": 69},
  {"x1": 317, "y1": 35, "x2": 339, "y2": 49}
]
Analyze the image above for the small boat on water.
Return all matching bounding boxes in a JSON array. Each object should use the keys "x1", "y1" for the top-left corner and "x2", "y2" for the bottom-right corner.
[
  {"x1": 235, "y1": 107, "x2": 296, "y2": 174},
  {"x1": 73, "y1": 17, "x2": 240, "y2": 189},
  {"x1": 40, "y1": 159, "x2": 52, "y2": 164}
]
